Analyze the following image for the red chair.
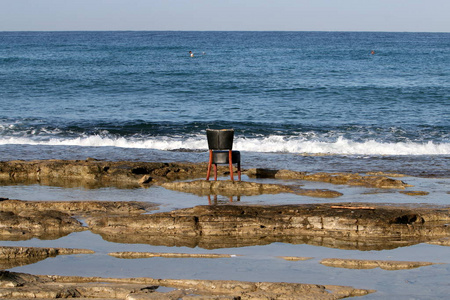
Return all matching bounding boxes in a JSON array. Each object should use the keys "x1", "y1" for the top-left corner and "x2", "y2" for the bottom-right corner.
[{"x1": 206, "y1": 129, "x2": 241, "y2": 182}]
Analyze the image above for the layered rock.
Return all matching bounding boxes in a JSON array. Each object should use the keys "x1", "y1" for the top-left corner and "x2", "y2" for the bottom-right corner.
[
  {"x1": 0, "y1": 199, "x2": 156, "y2": 217},
  {"x1": 320, "y1": 258, "x2": 436, "y2": 270},
  {"x1": 0, "y1": 270, "x2": 375, "y2": 299},
  {"x1": 161, "y1": 180, "x2": 343, "y2": 198},
  {"x1": 87, "y1": 203, "x2": 450, "y2": 251},
  {"x1": 0, "y1": 246, "x2": 94, "y2": 269},
  {"x1": 0, "y1": 209, "x2": 84, "y2": 241},
  {"x1": 0, "y1": 199, "x2": 156, "y2": 241},
  {"x1": 247, "y1": 168, "x2": 411, "y2": 189},
  {"x1": 0, "y1": 160, "x2": 412, "y2": 191},
  {"x1": 0, "y1": 159, "x2": 212, "y2": 187},
  {"x1": 108, "y1": 252, "x2": 234, "y2": 259}
]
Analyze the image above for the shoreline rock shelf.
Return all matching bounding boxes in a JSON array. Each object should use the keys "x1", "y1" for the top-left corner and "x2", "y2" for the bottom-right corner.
[
  {"x1": 320, "y1": 258, "x2": 437, "y2": 270},
  {"x1": 1, "y1": 198, "x2": 448, "y2": 251},
  {"x1": 0, "y1": 199, "x2": 157, "y2": 216},
  {"x1": 161, "y1": 180, "x2": 343, "y2": 198},
  {"x1": 0, "y1": 160, "x2": 447, "y2": 298},
  {"x1": 87, "y1": 203, "x2": 450, "y2": 250},
  {"x1": 0, "y1": 160, "x2": 412, "y2": 190},
  {"x1": 0, "y1": 270, "x2": 375, "y2": 299},
  {"x1": 0, "y1": 246, "x2": 94, "y2": 269}
]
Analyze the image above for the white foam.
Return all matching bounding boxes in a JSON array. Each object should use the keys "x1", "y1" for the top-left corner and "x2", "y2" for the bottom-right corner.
[{"x1": 0, "y1": 135, "x2": 448, "y2": 156}]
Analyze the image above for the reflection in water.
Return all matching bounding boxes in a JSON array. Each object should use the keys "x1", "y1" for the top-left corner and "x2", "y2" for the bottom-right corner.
[
  {"x1": 207, "y1": 194, "x2": 241, "y2": 204},
  {"x1": 90, "y1": 230, "x2": 433, "y2": 251},
  {"x1": 0, "y1": 256, "x2": 51, "y2": 269},
  {"x1": 87, "y1": 203, "x2": 450, "y2": 251}
]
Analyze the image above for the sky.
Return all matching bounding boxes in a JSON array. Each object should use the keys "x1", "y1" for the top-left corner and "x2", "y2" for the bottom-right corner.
[{"x1": 1, "y1": 0, "x2": 449, "y2": 32}]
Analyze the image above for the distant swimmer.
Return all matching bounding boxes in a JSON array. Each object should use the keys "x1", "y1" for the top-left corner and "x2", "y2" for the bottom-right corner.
[
  {"x1": 371, "y1": 50, "x2": 375, "y2": 55},
  {"x1": 189, "y1": 51, "x2": 194, "y2": 57}
]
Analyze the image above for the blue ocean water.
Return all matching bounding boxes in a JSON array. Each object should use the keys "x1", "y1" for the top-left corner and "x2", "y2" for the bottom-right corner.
[{"x1": 0, "y1": 31, "x2": 449, "y2": 176}]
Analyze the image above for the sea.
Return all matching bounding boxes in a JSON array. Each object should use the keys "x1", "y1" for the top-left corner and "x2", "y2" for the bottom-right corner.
[
  {"x1": 1, "y1": 31, "x2": 450, "y2": 298},
  {"x1": 0, "y1": 31, "x2": 449, "y2": 176}
]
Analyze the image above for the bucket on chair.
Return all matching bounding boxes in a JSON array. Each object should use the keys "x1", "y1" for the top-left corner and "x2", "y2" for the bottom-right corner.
[{"x1": 206, "y1": 129, "x2": 234, "y2": 150}]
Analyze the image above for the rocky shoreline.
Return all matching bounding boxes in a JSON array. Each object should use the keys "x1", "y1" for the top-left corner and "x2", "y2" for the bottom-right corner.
[
  {"x1": 0, "y1": 159, "x2": 412, "y2": 190},
  {"x1": 0, "y1": 270, "x2": 375, "y2": 299},
  {"x1": 87, "y1": 203, "x2": 450, "y2": 251},
  {"x1": 0, "y1": 159, "x2": 448, "y2": 298}
]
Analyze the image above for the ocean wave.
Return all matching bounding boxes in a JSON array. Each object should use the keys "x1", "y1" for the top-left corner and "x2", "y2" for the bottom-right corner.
[{"x1": 0, "y1": 135, "x2": 448, "y2": 156}]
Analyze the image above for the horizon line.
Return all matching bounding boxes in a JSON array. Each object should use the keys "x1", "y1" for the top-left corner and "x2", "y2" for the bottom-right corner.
[{"x1": 1, "y1": 29, "x2": 449, "y2": 34}]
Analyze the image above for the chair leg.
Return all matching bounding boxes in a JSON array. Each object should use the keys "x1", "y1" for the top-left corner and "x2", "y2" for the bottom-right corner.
[
  {"x1": 214, "y1": 164, "x2": 217, "y2": 181},
  {"x1": 237, "y1": 162, "x2": 241, "y2": 181},
  {"x1": 228, "y1": 150, "x2": 234, "y2": 182},
  {"x1": 206, "y1": 150, "x2": 213, "y2": 181}
]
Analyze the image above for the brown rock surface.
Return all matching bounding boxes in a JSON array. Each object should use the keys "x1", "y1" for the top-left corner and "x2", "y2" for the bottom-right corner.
[
  {"x1": 0, "y1": 209, "x2": 84, "y2": 241},
  {"x1": 0, "y1": 199, "x2": 156, "y2": 216},
  {"x1": 0, "y1": 199, "x2": 156, "y2": 241},
  {"x1": 427, "y1": 237, "x2": 450, "y2": 246},
  {"x1": 0, "y1": 270, "x2": 375, "y2": 299},
  {"x1": 0, "y1": 159, "x2": 213, "y2": 187},
  {"x1": 320, "y1": 258, "x2": 436, "y2": 270},
  {"x1": 87, "y1": 203, "x2": 450, "y2": 250},
  {"x1": 0, "y1": 246, "x2": 94, "y2": 269},
  {"x1": 246, "y1": 168, "x2": 411, "y2": 189},
  {"x1": 0, "y1": 160, "x2": 412, "y2": 191},
  {"x1": 400, "y1": 191, "x2": 430, "y2": 196},
  {"x1": 278, "y1": 256, "x2": 313, "y2": 261},
  {"x1": 161, "y1": 180, "x2": 342, "y2": 198},
  {"x1": 108, "y1": 252, "x2": 234, "y2": 259}
]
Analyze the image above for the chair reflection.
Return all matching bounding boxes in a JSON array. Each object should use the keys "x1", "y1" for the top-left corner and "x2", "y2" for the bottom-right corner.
[{"x1": 207, "y1": 194, "x2": 241, "y2": 205}]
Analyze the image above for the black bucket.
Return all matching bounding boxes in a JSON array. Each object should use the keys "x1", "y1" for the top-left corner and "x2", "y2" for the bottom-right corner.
[{"x1": 206, "y1": 129, "x2": 234, "y2": 150}]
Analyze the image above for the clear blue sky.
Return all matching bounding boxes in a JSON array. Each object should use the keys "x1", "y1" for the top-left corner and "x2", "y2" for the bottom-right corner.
[{"x1": 1, "y1": 0, "x2": 449, "y2": 32}]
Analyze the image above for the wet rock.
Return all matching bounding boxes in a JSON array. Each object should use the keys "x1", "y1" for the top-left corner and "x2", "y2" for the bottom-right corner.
[
  {"x1": 162, "y1": 180, "x2": 291, "y2": 196},
  {"x1": 0, "y1": 246, "x2": 94, "y2": 269},
  {"x1": 161, "y1": 180, "x2": 342, "y2": 198},
  {"x1": 278, "y1": 256, "x2": 313, "y2": 261},
  {"x1": 108, "y1": 252, "x2": 235, "y2": 259},
  {"x1": 366, "y1": 171, "x2": 406, "y2": 177},
  {"x1": 246, "y1": 168, "x2": 411, "y2": 189},
  {"x1": 0, "y1": 271, "x2": 375, "y2": 299},
  {"x1": 290, "y1": 186, "x2": 343, "y2": 198},
  {"x1": 427, "y1": 237, "x2": 450, "y2": 246},
  {"x1": 87, "y1": 203, "x2": 450, "y2": 251},
  {"x1": 138, "y1": 175, "x2": 153, "y2": 184},
  {"x1": 0, "y1": 200, "x2": 157, "y2": 242},
  {"x1": 0, "y1": 199, "x2": 156, "y2": 217},
  {"x1": 245, "y1": 168, "x2": 307, "y2": 179},
  {"x1": 400, "y1": 190, "x2": 430, "y2": 196},
  {"x1": 320, "y1": 258, "x2": 436, "y2": 270},
  {"x1": 0, "y1": 160, "x2": 213, "y2": 187},
  {"x1": 0, "y1": 160, "x2": 412, "y2": 191},
  {"x1": 0, "y1": 209, "x2": 85, "y2": 241}
]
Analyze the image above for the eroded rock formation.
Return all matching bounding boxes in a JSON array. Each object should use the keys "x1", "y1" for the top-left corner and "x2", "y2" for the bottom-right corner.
[
  {"x1": 0, "y1": 199, "x2": 156, "y2": 241},
  {"x1": 0, "y1": 209, "x2": 84, "y2": 241},
  {"x1": 320, "y1": 258, "x2": 436, "y2": 270},
  {"x1": 0, "y1": 270, "x2": 375, "y2": 299},
  {"x1": 0, "y1": 160, "x2": 412, "y2": 191},
  {"x1": 162, "y1": 180, "x2": 343, "y2": 198},
  {"x1": 87, "y1": 203, "x2": 450, "y2": 251},
  {"x1": 108, "y1": 252, "x2": 234, "y2": 259},
  {"x1": 0, "y1": 246, "x2": 94, "y2": 269},
  {"x1": 0, "y1": 199, "x2": 156, "y2": 216},
  {"x1": 247, "y1": 168, "x2": 411, "y2": 189},
  {"x1": 0, "y1": 159, "x2": 212, "y2": 187}
]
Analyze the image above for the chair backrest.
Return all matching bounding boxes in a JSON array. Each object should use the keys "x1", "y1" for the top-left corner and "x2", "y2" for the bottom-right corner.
[{"x1": 206, "y1": 129, "x2": 234, "y2": 150}]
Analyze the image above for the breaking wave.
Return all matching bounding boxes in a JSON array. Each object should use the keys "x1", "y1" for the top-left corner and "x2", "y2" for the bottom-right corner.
[{"x1": 0, "y1": 135, "x2": 448, "y2": 156}]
